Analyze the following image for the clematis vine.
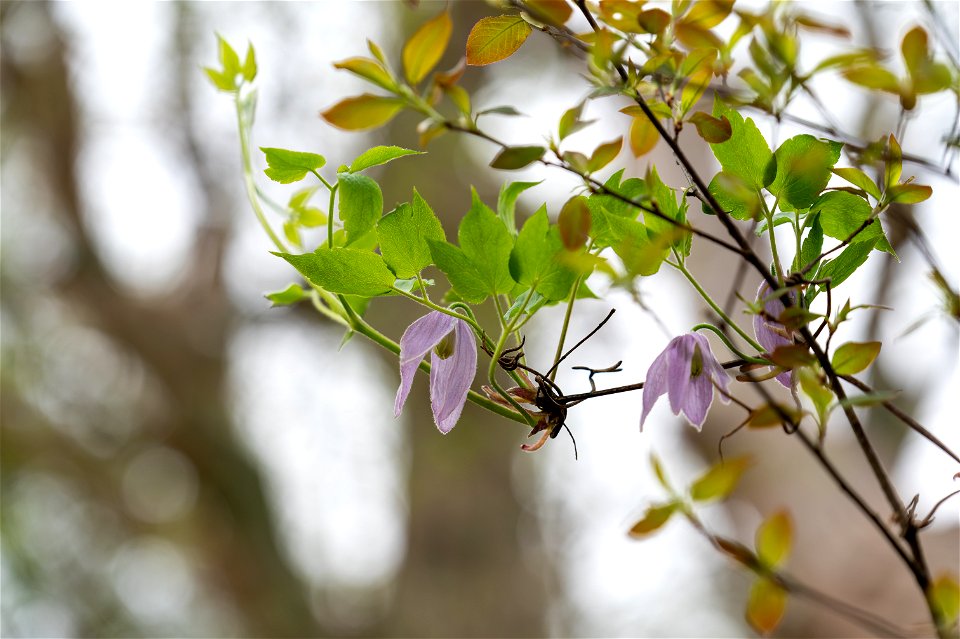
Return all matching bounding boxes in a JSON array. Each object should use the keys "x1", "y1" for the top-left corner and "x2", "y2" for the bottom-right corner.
[
  {"x1": 640, "y1": 333, "x2": 730, "y2": 431},
  {"x1": 753, "y1": 282, "x2": 795, "y2": 387},
  {"x1": 394, "y1": 310, "x2": 478, "y2": 434}
]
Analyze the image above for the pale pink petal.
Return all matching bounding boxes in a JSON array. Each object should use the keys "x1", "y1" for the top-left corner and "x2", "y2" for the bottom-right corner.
[
  {"x1": 666, "y1": 335, "x2": 697, "y2": 416},
  {"x1": 394, "y1": 311, "x2": 456, "y2": 417},
  {"x1": 430, "y1": 319, "x2": 477, "y2": 433},
  {"x1": 754, "y1": 282, "x2": 794, "y2": 387},
  {"x1": 640, "y1": 339, "x2": 674, "y2": 429}
]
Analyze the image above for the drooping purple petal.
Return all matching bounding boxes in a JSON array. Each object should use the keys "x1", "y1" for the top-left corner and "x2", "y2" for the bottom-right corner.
[
  {"x1": 642, "y1": 333, "x2": 730, "y2": 431},
  {"x1": 754, "y1": 282, "x2": 794, "y2": 387},
  {"x1": 666, "y1": 335, "x2": 697, "y2": 417},
  {"x1": 394, "y1": 311, "x2": 457, "y2": 417},
  {"x1": 640, "y1": 342, "x2": 672, "y2": 429},
  {"x1": 430, "y1": 319, "x2": 477, "y2": 434}
]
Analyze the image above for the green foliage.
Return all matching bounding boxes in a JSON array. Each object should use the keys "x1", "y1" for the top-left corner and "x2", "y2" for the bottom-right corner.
[
  {"x1": 278, "y1": 248, "x2": 395, "y2": 296},
  {"x1": 510, "y1": 206, "x2": 577, "y2": 301},
  {"x1": 812, "y1": 191, "x2": 893, "y2": 254},
  {"x1": 265, "y1": 283, "x2": 307, "y2": 307},
  {"x1": 490, "y1": 146, "x2": 546, "y2": 170},
  {"x1": 628, "y1": 502, "x2": 680, "y2": 537},
  {"x1": 377, "y1": 190, "x2": 446, "y2": 278},
  {"x1": 689, "y1": 456, "x2": 750, "y2": 502},
  {"x1": 767, "y1": 135, "x2": 842, "y2": 210},
  {"x1": 497, "y1": 180, "x2": 541, "y2": 235},
  {"x1": 709, "y1": 101, "x2": 775, "y2": 190},
  {"x1": 338, "y1": 172, "x2": 383, "y2": 244},
  {"x1": 831, "y1": 341, "x2": 881, "y2": 375},
  {"x1": 260, "y1": 147, "x2": 326, "y2": 184},
  {"x1": 349, "y1": 146, "x2": 424, "y2": 173}
]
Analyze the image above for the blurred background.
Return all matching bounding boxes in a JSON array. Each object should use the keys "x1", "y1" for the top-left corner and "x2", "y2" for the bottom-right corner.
[{"x1": 1, "y1": 1, "x2": 957, "y2": 636}]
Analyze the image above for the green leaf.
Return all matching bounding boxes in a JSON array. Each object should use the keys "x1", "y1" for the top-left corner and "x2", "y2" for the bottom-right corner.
[
  {"x1": 689, "y1": 456, "x2": 750, "y2": 502},
  {"x1": 832, "y1": 167, "x2": 881, "y2": 200},
  {"x1": 710, "y1": 101, "x2": 775, "y2": 189},
  {"x1": 260, "y1": 147, "x2": 326, "y2": 184},
  {"x1": 836, "y1": 390, "x2": 900, "y2": 409},
  {"x1": 497, "y1": 180, "x2": 541, "y2": 235},
  {"x1": 204, "y1": 67, "x2": 238, "y2": 92},
  {"x1": 843, "y1": 64, "x2": 901, "y2": 92},
  {"x1": 460, "y1": 189, "x2": 516, "y2": 295},
  {"x1": 812, "y1": 191, "x2": 893, "y2": 254},
  {"x1": 338, "y1": 172, "x2": 383, "y2": 243},
  {"x1": 502, "y1": 288, "x2": 546, "y2": 323},
  {"x1": 593, "y1": 208, "x2": 665, "y2": 276},
  {"x1": 265, "y1": 283, "x2": 306, "y2": 307},
  {"x1": 795, "y1": 214, "x2": 823, "y2": 273},
  {"x1": 560, "y1": 101, "x2": 592, "y2": 141},
  {"x1": 377, "y1": 189, "x2": 446, "y2": 278},
  {"x1": 477, "y1": 105, "x2": 525, "y2": 117},
  {"x1": 321, "y1": 94, "x2": 405, "y2": 131},
  {"x1": 689, "y1": 112, "x2": 732, "y2": 143},
  {"x1": 490, "y1": 145, "x2": 546, "y2": 170},
  {"x1": 509, "y1": 206, "x2": 577, "y2": 300},
  {"x1": 277, "y1": 248, "x2": 395, "y2": 296},
  {"x1": 746, "y1": 578, "x2": 787, "y2": 635},
  {"x1": 348, "y1": 146, "x2": 424, "y2": 173},
  {"x1": 403, "y1": 11, "x2": 453, "y2": 84},
  {"x1": 708, "y1": 171, "x2": 763, "y2": 221},
  {"x1": 831, "y1": 341, "x2": 881, "y2": 375},
  {"x1": 466, "y1": 15, "x2": 533, "y2": 66},
  {"x1": 815, "y1": 239, "x2": 877, "y2": 296},
  {"x1": 428, "y1": 240, "x2": 489, "y2": 303},
  {"x1": 755, "y1": 511, "x2": 792, "y2": 568},
  {"x1": 767, "y1": 135, "x2": 843, "y2": 210},
  {"x1": 628, "y1": 502, "x2": 680, "y2": 538},
  {"x1": 217, "y1": 34, "x2": 240, "y2": 78}
]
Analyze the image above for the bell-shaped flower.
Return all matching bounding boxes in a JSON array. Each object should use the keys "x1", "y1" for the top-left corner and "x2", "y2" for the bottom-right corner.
[
  {"x1": 753, "y1": 282, "x2": 794, "y2": 387},
  {"x1": 395, "y1": 310, "x2": 477, "y2": 434},
  {"x1": 640, "y1": 333, "x2": 730, "y2": 431}
]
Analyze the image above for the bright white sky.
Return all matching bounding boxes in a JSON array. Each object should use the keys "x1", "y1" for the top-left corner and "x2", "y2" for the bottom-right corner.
[{"x1": 39, "y1": 1, "x2": 960, "y2": 635}]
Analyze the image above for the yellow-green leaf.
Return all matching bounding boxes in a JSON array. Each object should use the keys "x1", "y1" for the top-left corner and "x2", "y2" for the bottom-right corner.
[
  {"x1": 929, "y1": 575, "x2": 960, "y2": 627},
  {"x1": 587, "y1": 136, "x2": 623, "y2": 172},
  {"x1": 886, "y1": 183, "x2": 932, "y2": 204},
  {"x1": 558, "y1": 195, "x2": 591, "y2": 250},
  {"x1": 628, "y1": 502, "x2": 680, "y2": 538},
  {"x1": 683, "y1": 0, "x2": 733, "y2": 29},
  {"x1": 747, "y1": 404, "x2": 802, "y2": 429},
  {"x1": 466, "y1": 15, "x2": 533, "y2": 66},
  {"x1": 637, "y1": 8, "x2": 671, "y2": 34},
  {"x1": 689, "y1": 456, "x2": 750, "y2": 501},
  {"x1": 755, "y1": 511, "x2": 792, "y2": 568},
  {"x1": 403, "y1": 11, "x2": 453, "y2": 84},
  {"x1": 628, "y1": 116, "x2": 659, "y2": 156},
  {"x1": 525, "y1": 0, "x2": 573, "y2": 26},
  {"x1": 490, "y1": 145, "x2": 546, "y2": 170},
  {"x1": 321, "y1": 94, "x2": 405, "y2": 131},
  {"x1": 769, "y1": 345, "x2": 815, "y2": 369},
  {"x1": 832, "y1": 167, "x2": 881, "y2": 199},
  {"x1": 334, "y1": 57, "x2": 396, "y2": 92},
  {"x1": 746, "y1": 578, "x2": 787, "y2": 635},
  {"x1": 831, "y1": 341, "x2": 881, "y2": 375}
]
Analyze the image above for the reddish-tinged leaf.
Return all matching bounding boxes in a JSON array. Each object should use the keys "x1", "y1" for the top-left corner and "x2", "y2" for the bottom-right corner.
[
  {"x1": 558, "y1": 196, "x2": 591, "y2": 250},
  {"x1": 322, "y1": 94, "x2": 405, "y2": 131},
  {"x1": 525, "y1": 0, "x2": 573, "y2": 26},
  {"x1": 466, "y1": 15, "x2": 532, "y2": 66},
  {"x1": 333, "y1": 57, "x2": 396, "y2": 91},
  {"x1": 675, "y1": 21, "x2": 724, "y2": 50},
  {"x1": 689, "y1": 456, "x2": 750, "y2": 501},
  {"x1": 628, "y1": 502, "x2": 680, "y2": 537},
  {"x1": 689, "y1": 112, "x2": 731, "y2": 143},
  {"x1": 747, "y1": 404, "x2": 802, "y2": 429},
  {"x1": 795, "y1": 14, "x2": 850, "y2": 37},
  {"x1": 831, "y1": 341, "x2": 881, "y2": 375},
  {"x1": 403, "y1": 11, "x2": 453, "y2": 84},
  {"x1": 755, "y1": 511, "x2": 792, "y2": 568},
  {"x1": 769, "y1": 345, "x2": 815, "y2": 369},
  {"x1": 746, "y1": 579, "x2": 787, "y2": 635}
]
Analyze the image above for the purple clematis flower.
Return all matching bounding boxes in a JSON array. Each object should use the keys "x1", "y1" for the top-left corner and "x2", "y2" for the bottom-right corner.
[
  {"x1": 754, "y1": 282, "x2": 794, "y2": 387},
  {"x1": 394, "y1": 310, "x2": 477, "y2": 434},
  {"x1": 640, "y1": 333, "x2": 730, "y2": 431}
]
